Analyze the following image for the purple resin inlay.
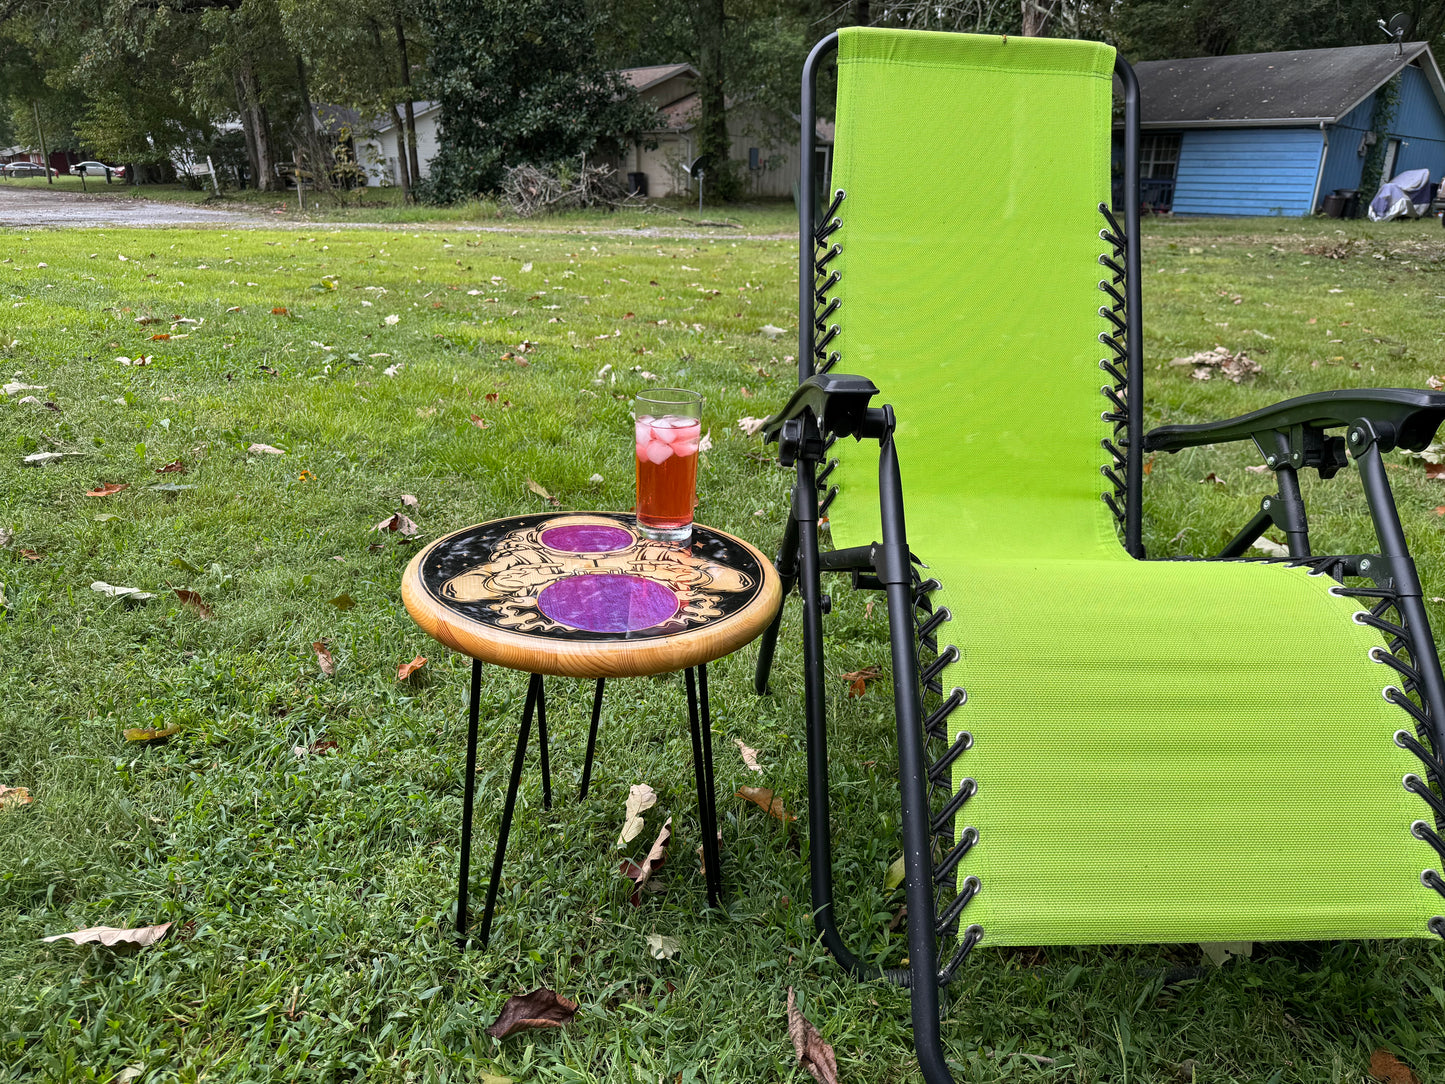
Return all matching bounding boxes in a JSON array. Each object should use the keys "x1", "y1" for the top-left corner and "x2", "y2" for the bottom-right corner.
[
  {"x1": 539, "y1": 524, "x2": 634, "y2": 553},
  {"x1": 537, "y1": 574, "x2": 679, "y2": 633}
]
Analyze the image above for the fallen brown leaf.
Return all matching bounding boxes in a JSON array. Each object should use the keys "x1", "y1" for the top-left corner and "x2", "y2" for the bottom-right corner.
[
  {"x1": 373, "y1": 512, "x2": 419, "y2": 536},
  {"x1": 841, "y1": 666, "x2": 881, "y2": 698},
  {"x1": 0, "y1": 785, "x2": 33, "y2": 808},
  {"x1": 1200, "y1": 472, "x2": 1226, "y2": 486},
  {"x1": 1427, "y1": 464, "x2": 1445, "y2": 482},
  {"x1": 19, "y1": 548, "x2": 42, "y2": 561},
  {"x1": 1369, "y1": 1049, "x2": 1421, "y2": 1084},
  {"x1": 174, "y1": 589, "x2": 212, "y2": 619},
  {"x1": 42, "y1": 923, "x2": 172, "y2": 948},
  {"x1": 468, "y1": 414, "x2": 490, "y2": 429},
  {"x1": 150, "y1": 333, "x2": 170, "y2": 341},
  {"x1": 327, "y1": 592, "x2": 356, "y2": 610},
  {"x1": 271, "y1": 307, "x2": 289, "y2": 315},
  {"x1": 619, "y1": 817, "x2": 671, "y2": 904},
  {"x1": 154, "y1": 459, "x2": 186, "y2": 474},
  {"x1": 735, "y1": 738, "x2": 764, "y2": 773},
  {"x1": 618, "y1": 783, "x2": 658, "y2": 845},
  {"x1": 787, "y1": 987, "x2": 840, "y2": 1084},
  {"x1": 1434, "y1": 506, "x2": 1445, "y2": 516},
  {"x1": 737, "y1": 785, "x2": 796, "y2": 823},
  {"x1": 527, "y1": 478, "x2": 562, "y2": 508},
  {"x1": 313, "y1": 641, "x2": 336, "y2": 676},
  {"x1": 123, "y1": 725, "x2": 181, "y2": 743},
  {"x1": 485, "y1": 988, "x2": 578, "y2": 1039},
  {"x1": 293, "y1": 738, "x2": 338, "y2": 757},
  {"x1": 247, "y1": 443, "x2": 285, "y2": 455},
  {"x1": 397, "y1": 655, "x2": 427, "y2": 680},
  {"x1": 85, "y1": 483, "x2": 130, "y2": 497},
  {"x1": 401, "y1": 494, "x2": 419, "y2": 507}
]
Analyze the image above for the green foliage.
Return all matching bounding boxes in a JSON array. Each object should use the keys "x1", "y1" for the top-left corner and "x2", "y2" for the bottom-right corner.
[
  {"x1": 1360, "y1": 74, "x2": 1403, "y2": 209},
  {"x1": 419, "y1": 0, "x2": 659, "y2": 202}
]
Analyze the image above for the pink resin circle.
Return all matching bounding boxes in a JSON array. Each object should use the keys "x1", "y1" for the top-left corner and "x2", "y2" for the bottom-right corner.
[
  {"x1": 539, "y1": 524, "x2": 634, "y2": 553},
  {"x1": 537, "y1": 574, "x2": 679, "y2": 633}
]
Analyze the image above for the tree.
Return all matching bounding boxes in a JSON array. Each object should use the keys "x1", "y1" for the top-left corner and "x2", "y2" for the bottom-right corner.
[{"x1": 420, "y1": 0, "x2": 658, "y2": 202}]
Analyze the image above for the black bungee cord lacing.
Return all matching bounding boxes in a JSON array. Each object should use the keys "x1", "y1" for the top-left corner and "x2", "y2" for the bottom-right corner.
[
  {"x1": 812, "y1": 189, "x2": 846, "y2": 377},
  {"x1": 910, "y1": 574, "x2": 983, "y2": 984},
  {"x1": 1096, "y1": 202, "x2": 1130, "y2": 532},
  {"x1": 1329, "y1": 579, "x2": 1445, "y2": 938}
]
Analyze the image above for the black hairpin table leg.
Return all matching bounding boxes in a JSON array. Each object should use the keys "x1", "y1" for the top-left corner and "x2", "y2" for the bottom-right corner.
[
  {"x1": 455, "y1": 660, "x2": 485, "y2": 948},
  {"x1": 465, "y1": 672, "x2": 541, "y2": 949},
  {"x1": 579, "y1": 678, "x2": 606, "y2": 801},
  {"x1": 536, "y1": 676, "x2": 552, "y2": 811},
  {"x1": 686, "y1": 666, "x2": 722, "y2": 907}
]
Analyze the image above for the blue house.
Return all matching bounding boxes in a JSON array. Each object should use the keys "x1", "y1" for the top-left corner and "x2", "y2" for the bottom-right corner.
[{"x1": 1125, "y1": 43, "x2": 1445, "y2": 216}]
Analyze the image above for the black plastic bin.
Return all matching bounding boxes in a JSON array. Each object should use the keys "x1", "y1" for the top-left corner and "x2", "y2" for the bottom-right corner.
[{"x1": 627, "y1": 172, "x2": 648, "y2": 197}]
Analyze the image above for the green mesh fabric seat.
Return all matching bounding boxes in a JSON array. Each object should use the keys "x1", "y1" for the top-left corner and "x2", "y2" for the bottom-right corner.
[{"x1": 758, "y1": 27, "x2": 1445, "y2": 1083}]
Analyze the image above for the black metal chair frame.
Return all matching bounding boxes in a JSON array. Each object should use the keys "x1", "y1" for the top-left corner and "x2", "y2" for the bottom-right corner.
[{"x1": 755, "y1": 32, "x2": 1445, "y2": 1084}]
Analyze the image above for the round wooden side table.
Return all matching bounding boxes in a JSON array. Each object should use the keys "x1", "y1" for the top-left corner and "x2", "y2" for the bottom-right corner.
[{"x1": 401, "y1": 511, "x2": 782, "y2": 948}]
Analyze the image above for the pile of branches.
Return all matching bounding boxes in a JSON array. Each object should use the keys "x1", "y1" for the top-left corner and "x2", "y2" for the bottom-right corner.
[{"x1": 499, "y1": 158, "x2": 643, "y2": 217}]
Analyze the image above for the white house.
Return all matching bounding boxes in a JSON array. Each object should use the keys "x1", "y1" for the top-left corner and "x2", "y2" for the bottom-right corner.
[
  {"x1": 615, "y1": 64, "x2": 818, "y2": 199},
  {"x1": 354, "y1": 101, "x2": 442, "y2": 187}
]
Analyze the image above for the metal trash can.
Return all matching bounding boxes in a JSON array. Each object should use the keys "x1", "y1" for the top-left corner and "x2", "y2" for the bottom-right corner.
[{"x1": 1322, "y1": 192, "x2": 1348, "y2": 218}]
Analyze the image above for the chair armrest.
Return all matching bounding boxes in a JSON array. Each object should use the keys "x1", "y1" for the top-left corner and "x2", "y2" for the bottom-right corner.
[
  {"x1": 760, "y1": 374, "x2": 881, "y2": 444},
  {"x1": 1143, "y1": 388, "x2": 1445, "y2": 455}
]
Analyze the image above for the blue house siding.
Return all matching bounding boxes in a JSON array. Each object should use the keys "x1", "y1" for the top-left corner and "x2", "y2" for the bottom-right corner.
[
  {"x1": 1171, "y1": 128, "x2": 1324, "y2": 216},
  {"x1": 1316, "y1": 65, "x2": 1445, "y2": 209}
]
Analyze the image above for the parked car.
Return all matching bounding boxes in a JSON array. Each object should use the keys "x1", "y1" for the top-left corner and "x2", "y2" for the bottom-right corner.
[
  {"x1": 71, "y1": 161, "x2": 125, "y2": 179},
  {"x1": 2, "y1": 161, "x2": 52, "y2": 177}
]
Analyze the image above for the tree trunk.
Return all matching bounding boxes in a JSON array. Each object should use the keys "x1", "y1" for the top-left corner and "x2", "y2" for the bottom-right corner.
[
  {"x1": 237, "y1": 59, "x2": 277, "y2": 191},
  {"x1": 853, "y1": 0, "x2": 870, "y2": 25},
  {"x1": 1021, "y1": 0, "x2": 1055, "y2": 36},
  {"x1": 234, "y1": 72, "x2": 261, "y2": 188},
  {"x1": 690, "y1": 0, "x2": 735, "y2": 201},
  {"x1": 395, "y1": 18, "x2": 421, "y2": 188},
  {"x1": 390, "y1": 105, "x2": 413, "y2": 195}
]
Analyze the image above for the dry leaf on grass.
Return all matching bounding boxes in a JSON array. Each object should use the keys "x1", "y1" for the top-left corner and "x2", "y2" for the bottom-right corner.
[
  {"x1": 373, "y1": 512, "x2": 419, "y2": 536},
  {"x1": 328, "y1": 592, "x2": 356, "y2": 611},
  {"x1": 0, "y1": 785, "x2": 33, "y2": 808},
  {"x1": 123, "y1": 725, "x2": 181, "y2": 743},
  {"x1": 735, "y1": 738, "x2": 763, "y2": 773},
  {"x1": 292, "y1": 739, "x2": 338, "y2": 758},
  {"x1": 313, "y1": 641, "x2": 336, "y2": 676},
  {"x1": 43, "y1": 922, "x2": 172, "y2": 948},
  {"x1": 841, "y1": 666, "x2": 881, "y2": 698},
  {"x1": 527, "y1": 478, "x2": 562, "y2": 507},
  {"x1": 1369, "y1": 1049, "x2": 1421, "y2": 1084},
  {"x1": 484, "y1": 988, "x2": 578, "y2": 1039},
  {"x1": 154, "y1": 459, "x2": 186, "y2": 474},
  {"x1": 1250, "y1": 538, "x2": 1289, "y2": 558},
  {"x1": 397, "y1": 655, "x2": 427, "y2": 680},
  {"x1": 174, "y1": 589, "x2": 212, "y2": 619},
  {"x1": 1427, "y1": 463, "x2": 1445, "y2": 482},
  {"x1": 787, "y1": 987, "x2": 840, "y2": 1084},
  {"x1": 85, "y1": 483, "x2": 130, "y2": 497},
  {"x1": 737, "y1": 416, "x2": 767, "y2": 437},
  {"x1": 401, "y1": 494, "x2": 419, "y2": 507},
  {"x1": 1169, "y1": 346, "x2": 1262, "y2": 383},
  {"x1": 619, "y1": 817, "x2": 671, "y2": 904},
  {"x1": 737, "y1": 786, "x2": 796, "y2": 823},
  {"x1": 247, "y1": 443, "x2": 286, "y2": 455},
  {"x1": 646, "y1": 933, "x2": 681, "y2": 959},
  {"x1": 92, "y1": 582, "x2": 156, "y2": 602},
  {"x1": 618, "y1": 783, "x2": 658, "y2": 846}
]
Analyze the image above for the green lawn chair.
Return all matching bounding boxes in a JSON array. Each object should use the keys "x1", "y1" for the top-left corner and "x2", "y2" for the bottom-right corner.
[{"x1": 756, "y1": 27, "x2": 1445, "y2": 1082}]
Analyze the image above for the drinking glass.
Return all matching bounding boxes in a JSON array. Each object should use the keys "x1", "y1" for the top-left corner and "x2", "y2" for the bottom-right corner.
[{"x1": 634, "y1": 388, "x2": 704, "y2": 541}]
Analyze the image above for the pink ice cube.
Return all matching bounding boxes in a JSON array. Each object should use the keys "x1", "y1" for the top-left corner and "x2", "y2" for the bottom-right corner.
[
  {"x1": 673, "y1": 440, "x2": 699, "y2": 457},
  {"x1": 635, "y1": 419, "x2": 652, "y2": 445},
  {"x1": 645, "y1": 440, "x2": 674, "y2": 464}
]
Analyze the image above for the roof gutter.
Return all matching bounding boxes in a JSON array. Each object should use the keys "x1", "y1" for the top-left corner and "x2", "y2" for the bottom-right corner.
[
  {"x1": 1130, "y1": 116, "x2": 1336, "y2": 129},
  {"x1": 1309, "y1": 121, "x2": 1329, "y2": 214}
]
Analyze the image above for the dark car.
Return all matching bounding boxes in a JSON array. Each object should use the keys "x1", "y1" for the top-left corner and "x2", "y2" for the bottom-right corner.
[{"x1": 2, "y1": 162, "x2": 52, "y2": 177}]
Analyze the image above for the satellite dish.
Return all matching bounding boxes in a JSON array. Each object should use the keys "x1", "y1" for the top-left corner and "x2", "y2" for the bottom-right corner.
[{"x1": 1378, "y1": 12, "x2": 1411, "y2": 53}]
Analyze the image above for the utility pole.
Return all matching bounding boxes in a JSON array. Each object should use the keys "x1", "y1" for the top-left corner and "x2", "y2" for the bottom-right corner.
[{"x1": 32, "y1": 100, "x2": 51, "y2": 184}]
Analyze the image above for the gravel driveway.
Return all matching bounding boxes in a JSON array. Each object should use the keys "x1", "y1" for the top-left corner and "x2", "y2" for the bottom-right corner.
[{"x1": 0, "y1": 185, "x2": 264, "y2": 227}]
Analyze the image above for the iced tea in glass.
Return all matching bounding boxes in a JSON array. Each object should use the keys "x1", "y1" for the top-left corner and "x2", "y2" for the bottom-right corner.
[{"x1": 634, "y1": 388, "x2": 703, "y2": 541}]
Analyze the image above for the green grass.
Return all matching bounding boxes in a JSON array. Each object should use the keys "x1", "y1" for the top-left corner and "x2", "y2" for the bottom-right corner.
[
  {"x1": 0, "y1": 175, "x2": 798, "y2": 231},
  {"x1": 2, "y1": 214, "x2": 1445, "y2": 1082}
]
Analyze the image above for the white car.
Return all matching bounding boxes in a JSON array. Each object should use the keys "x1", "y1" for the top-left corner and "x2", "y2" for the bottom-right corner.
[{"x1": 71, "y1": 161, "x2": 125, "y2": 179}]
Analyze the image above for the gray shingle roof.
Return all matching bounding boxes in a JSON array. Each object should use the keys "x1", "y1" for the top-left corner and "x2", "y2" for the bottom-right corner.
[{"x1": 1132, "y1": 43, "x2": 1443, "y2": 128}]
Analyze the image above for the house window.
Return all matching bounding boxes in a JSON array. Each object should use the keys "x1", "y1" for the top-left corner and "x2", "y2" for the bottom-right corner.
[{"x1": 1140, "y1": 133, "x2": 1181, "y2": 212}]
